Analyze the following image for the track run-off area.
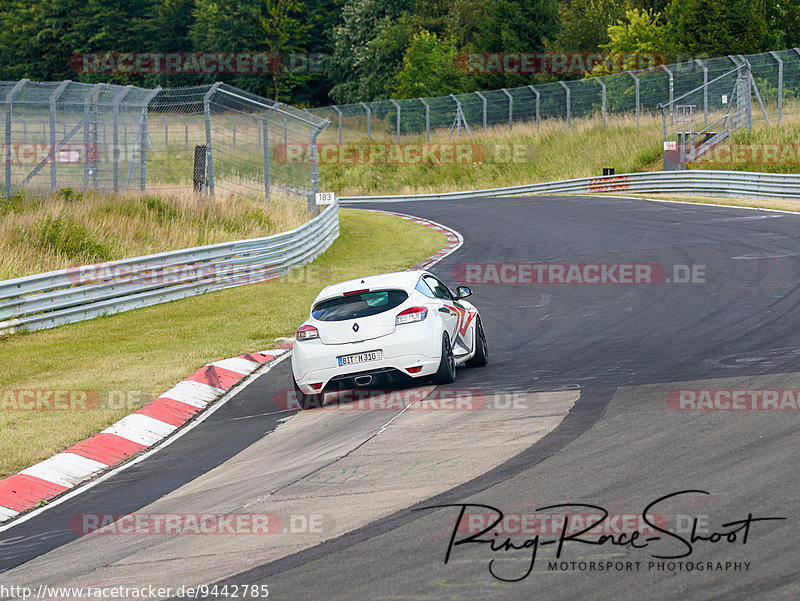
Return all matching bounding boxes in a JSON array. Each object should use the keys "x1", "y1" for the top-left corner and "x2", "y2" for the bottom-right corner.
[{"x1": 1, "y1": 195, "x2": 799, "y2": 601}]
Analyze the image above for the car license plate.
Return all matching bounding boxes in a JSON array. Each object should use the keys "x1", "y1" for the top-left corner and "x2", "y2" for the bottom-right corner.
[{"x1": 338, "y1": 350, "x2": 382, "y2": 367}]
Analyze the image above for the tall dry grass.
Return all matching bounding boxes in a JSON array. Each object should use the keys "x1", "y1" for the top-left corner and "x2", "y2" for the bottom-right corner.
[
  {"x1": 0, "y1": 188, "x2": 310, "y2": 280},
  {"x1": 319, "y1": 112, "x2": 665, "y2": 196}
]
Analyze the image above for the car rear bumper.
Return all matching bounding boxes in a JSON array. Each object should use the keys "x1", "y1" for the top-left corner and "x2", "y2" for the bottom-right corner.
[{"x1": 292, "y1": 327, "x2": 442, "y2": 394}]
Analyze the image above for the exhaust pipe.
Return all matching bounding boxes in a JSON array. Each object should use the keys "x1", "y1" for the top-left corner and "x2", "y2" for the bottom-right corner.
[{"x1": 354, "y1": 375, "x2": 373, "y2": 386}]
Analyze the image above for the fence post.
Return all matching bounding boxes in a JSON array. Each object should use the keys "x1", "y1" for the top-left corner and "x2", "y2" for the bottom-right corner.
[
  {"x1": 332, "y1": 105, "x2": 342, "y2": 144},
  {"x1": 740, "y1": 55, "x2": 769, "y2": 127},
  {"x1": 419, "y1": 99, "x2": 430, "y2": 142},
  {"x1": 501, "y1": 88, "x2": 513, "y2": 131},
  {"x1": 527, "y1": 85, "x2": 540, "y2": 131},
  {"x1": 695, "y1": 59, "x2": 708, "y2": 125},
  {"x1": 4, "y1": 79, "x2": 27, "y2": 198},
  {"x1": 49, "y1": 80, "x2": 70, "y2": 192},
  {"x1": 226, "y1": 115, "x2": 236, "y2": 149},
  {"x1": 308, "y1": 123, "x2": 326, "y2": 215},
  {"x1": 83, "y1": 86, "x2": 96, "y2": 190},
  {"x1": 559, "y1": 81, "x2": 571, "y2": 129},
  {"x1": 263, "y1": 102, "x2": 278, "y2": 202},
  {"x1": 627, "y1": 71, "x2": 640, "y2": 127},
  {"x1": 662, "y1": 65, "x2": 674, "y2": 122},
  {"x1": 177, "y1": 116, "x2": 188, "y2": 150},
  {"x1": 475, "y1": 91, "x2": 487, "y2": 130},
  {"x1": 160, "y1": 116, "x2": 169, "y2": 150},
  {"x1": 203, "y1": 82, "x2": 222, "y2": 196},
  {"x1": 594, "y1": 79, "x2": 606, "y2": 129},
  {"x1": 769, "y1": 51, "x2": 783, "y2": 124},
  {"x1": 390, "y1": 99, "x2": 401, "y2": 144},
  {"x1": 360, "y1": 102, "x2": 371, "y2": 139},
  {"x1": 139, "y1": 86, "x2": 160, "y2": 191},
  {"x1": 112, "y1": 85, "x2": 134, "y2": 192}
]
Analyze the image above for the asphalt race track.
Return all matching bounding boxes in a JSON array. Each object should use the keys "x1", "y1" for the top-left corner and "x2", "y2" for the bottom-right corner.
[{"x1": 2, "y1": 195, "x2": 800, "y2": 601}]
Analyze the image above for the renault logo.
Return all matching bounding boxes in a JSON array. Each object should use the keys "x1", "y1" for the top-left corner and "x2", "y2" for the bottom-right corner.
[{"x1": 352, "y1": 323, "x2": 359, "y2": 332}]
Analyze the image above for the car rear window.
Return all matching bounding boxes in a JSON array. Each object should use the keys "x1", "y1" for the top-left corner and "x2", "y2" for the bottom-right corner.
[{"x1": 312, "y1": 289, "x2": 408, "y2": 321}]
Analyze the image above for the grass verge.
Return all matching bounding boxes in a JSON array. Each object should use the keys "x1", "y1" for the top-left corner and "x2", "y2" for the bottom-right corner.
[{"x1": 0, "y1": 209, "x2": 445, "y2": 478}]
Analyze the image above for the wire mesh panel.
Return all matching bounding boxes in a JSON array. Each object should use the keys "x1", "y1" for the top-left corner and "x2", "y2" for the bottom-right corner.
[
  {"x1": 308, "y1": 49, "x2": 800, "y2": 142},
  {"x1": 0, "y1": 81, "x2": 329, "y2": 203}
]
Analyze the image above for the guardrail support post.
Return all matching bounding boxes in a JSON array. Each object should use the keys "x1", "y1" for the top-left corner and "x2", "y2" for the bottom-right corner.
[
  {"x1": 559, "y1": 81, "x2": 571, "y2": 129},
  {"x1": 528, "y1": 85, "x2": 540, "y2": 131},
  {"x1": 203, "y1": 82, "x2": 222, "y2": 196},
  {"x1": 501, "y1": 88, "x2": 513, "y2": 131},
  {"x1": 769, "y1": 51, "x2": 783, "y2": 124},
  {"x1": 627, "y1": 71, "x2": 640, "y2": 127},
  {"x1": 594, "y1": 79, "x2": 606, "y2": 128},
  {"x1": 3, "y1": 79, "x2": 27, "y2": 198},
  {"x1": 475, "y1": 92, "x2": 487, "y2": 130},
  {"x1": 112, "y1": 85, "x2": 134, "y2": 192},
  {"x1": 360, "y1": 102, "x2": 371, "y2": 139},
  {"x1": 389, "y1": 99, "x2": 401, "y2": 144},
  {"x1": 48, "y1": 80, "x2": 70, "y2": 192},
  {"x1": 420, "y1": 99, "x2": 430, "y2": 142}
]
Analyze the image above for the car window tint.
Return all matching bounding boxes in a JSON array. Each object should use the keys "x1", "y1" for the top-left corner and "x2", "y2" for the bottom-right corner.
[
  {"x1": 415, "y1": 278, "x2": 436, "y2": 298},
  {"x1": 312, "y1": 289, "x2": 409, "y2": 321},
  {"x1": 424, "y1": 276, "x2": 453, "y2": 300}
]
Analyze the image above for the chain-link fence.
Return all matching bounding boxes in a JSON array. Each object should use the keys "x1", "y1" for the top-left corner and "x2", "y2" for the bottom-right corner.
[
  {"x1": 309, "y1": 49, "x2": 800, "y2": 143},
  {"x1": 0, "y1": 81, "x2": 329, "y2": 207}
]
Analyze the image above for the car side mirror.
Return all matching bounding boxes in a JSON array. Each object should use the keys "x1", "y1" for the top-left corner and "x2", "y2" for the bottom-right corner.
[{"x1": 455, "y1": 286, "x2": 472, "y2": 299}]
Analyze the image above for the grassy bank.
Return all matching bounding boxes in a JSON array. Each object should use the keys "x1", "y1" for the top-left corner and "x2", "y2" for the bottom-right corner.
[
  {"x1": 319, "y1": 113, "x2": 664, "y2": 196},
  {"x1": 0, "y1": 209, "x2": 445, "y2": 477},
  {"x1": 0, "y1": 189, "x2": 309, "y2": 280}
]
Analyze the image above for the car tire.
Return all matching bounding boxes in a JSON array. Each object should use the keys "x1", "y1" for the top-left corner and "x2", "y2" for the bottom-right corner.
[
  {"x1": 433, "y1": 332, "x2": 456, "y2": 384},
  {"x1": 293, "y1": 379, "x2": 324, "y2": 409},
  {"x1": 466, "y1": 316, "x2": 488, "y2": 367}
]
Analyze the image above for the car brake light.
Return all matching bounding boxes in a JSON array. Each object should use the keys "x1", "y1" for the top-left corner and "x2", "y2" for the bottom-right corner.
[
  {"x1": 407, "y1": 366, "x2": 422, "y2": 373},
  {"x1": 296, "y1": 324, "x2": 319, "y2": 341},
  {"x1": 310, "y1": 382, "x2": 324, "y2": 390},
  {"x1": 344, "y1": 288, "x2": 369, "y2": 296},
  {"x1": 396, "y1": 306, "x2": 428, "y2": 325}
]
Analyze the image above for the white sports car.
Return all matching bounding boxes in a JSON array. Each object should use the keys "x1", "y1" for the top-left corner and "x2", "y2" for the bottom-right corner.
[{"x1": 291, "y1": 270, "x2": 488, "y2": 404}]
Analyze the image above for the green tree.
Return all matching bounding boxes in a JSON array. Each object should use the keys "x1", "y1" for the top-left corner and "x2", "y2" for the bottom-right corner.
[
  {"x1": 261, "y1": 0, "x2": 311, "y2": 101},
  {"x1": 327, "y1": 0, "x2": 413, "y2": 103},
  {"x1": 590, "y1": 8, "x2": 667, "y2": 75},
  {"x1": 393, "y1": 30, "x2": 465, "y2": 98},
  {"x1": 667, "y1": 0, "x2": 768, "y2": 56},
  {"x1": 553, "y1": 0, "x2": 627, "y2": 53}
]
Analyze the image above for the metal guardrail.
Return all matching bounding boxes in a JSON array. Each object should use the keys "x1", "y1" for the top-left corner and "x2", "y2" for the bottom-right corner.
[
  {"x1": 0, "y1": 204, "x2": 339, "y2": 335},
  {"x1": 338, "y1": 170, "x2": 800, "y2": 204}
]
